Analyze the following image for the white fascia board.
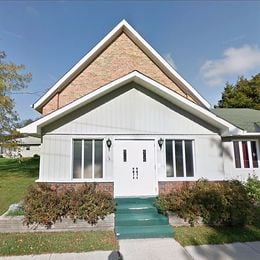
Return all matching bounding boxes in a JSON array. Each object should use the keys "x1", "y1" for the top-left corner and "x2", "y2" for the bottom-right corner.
[
  {"x1": 226, "y1": 133, "x2": 260, "y2": 137},
  {"x1": 32, "y1": 20, "x2": 126, "y2": 110},
  {"x1": 20, "y1": 71, "x2": 240, "y2": 135},
  {"x1": 20, "y1": 72, "x2": 136, "y2": 134},
  {"x1": 33, "y1": 19, "x2": 210, "y2": 111},
  {"x1": 123, "y1": 22, "x2": 211, "y2": 108},
  {"x1": 133, "y1": 73, "x2": 240, "y2": 135}
]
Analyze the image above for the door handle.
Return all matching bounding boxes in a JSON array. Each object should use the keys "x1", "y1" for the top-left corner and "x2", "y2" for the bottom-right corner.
[
  {"x1": 132, "y1": 167, "x2": 135, "y2": 179},
  {"x1": 136, "y1": 167, "x2": 138, "y2": 179}
]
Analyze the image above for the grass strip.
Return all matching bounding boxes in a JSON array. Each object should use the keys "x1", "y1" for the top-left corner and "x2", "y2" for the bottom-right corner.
[{"x1": 0, "y1": 231, "x2": 118, "y2": 256}]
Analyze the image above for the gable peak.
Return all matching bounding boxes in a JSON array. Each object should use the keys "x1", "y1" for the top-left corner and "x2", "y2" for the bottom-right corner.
[{"x1": 33, "y1": 19, "x2": 210, "y2": 111}]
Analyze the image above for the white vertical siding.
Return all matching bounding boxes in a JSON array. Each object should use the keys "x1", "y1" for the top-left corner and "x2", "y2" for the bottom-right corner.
[
  {"x1": 39, "y1": 84, "x2": 228, "y2": 183},
  {"x1": 43, "y1": 87, "x2": 217, "y2": 135},
  {"x1": 39, "y1": 134, "x2": 226, "y2": 182},
  {"x1": 39, "y1": 135, "x2": 114, "y2": 182},
  {"x1": 40, "y1": 135, "x2": 71, "y2": 181}
]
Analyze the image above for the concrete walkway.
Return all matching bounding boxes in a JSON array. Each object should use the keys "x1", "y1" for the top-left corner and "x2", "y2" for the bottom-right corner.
[
  {"x1": 119, "y1": 238, "x2": 191, "y2": 260},
  {"x1": 185, "y1": 241, "x2": 260, "y2": 260},
  {"x1": 0, "y1": 238, "x2": 190, "y2": 260},
  {"x1": 1, "y1": 240, "x2": 260, "y2": 260},
  {"x1": 0, "y1": 251, "x2": 115, "y2": 260}
]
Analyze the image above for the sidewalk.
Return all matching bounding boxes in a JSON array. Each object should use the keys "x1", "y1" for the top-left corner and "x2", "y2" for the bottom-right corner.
[
  {"x1": 1, "y1": 240, "x2": 260, "y2": 260},
  {"x1": 0, "y1": 251, "x2": 115, "y2": 260},
  {"x1": 185, "y1": 241, "x2": 260, "y2": 260},
  {"x1": 0, "y1": 238, "x2": 191, "y2": 260}
]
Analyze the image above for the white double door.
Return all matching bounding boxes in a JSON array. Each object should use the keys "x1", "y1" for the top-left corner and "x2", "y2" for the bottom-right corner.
[{"x1": 114, "y1": 140, "x2": 157, "y2": 197}]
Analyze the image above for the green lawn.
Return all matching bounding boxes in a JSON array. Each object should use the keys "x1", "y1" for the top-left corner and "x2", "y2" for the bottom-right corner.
[
  {"x1": 0, "y1": 157, "x2": 39, "y2": 215},
  {"x1": 0, "y1": 231, "x2": 118, "y2": 256},
  {"x1": 0, "y1": 158, "x2": 119, "y2": 257},
  {"x1": 175, "y1": 207, "x2": 260, "y2": 246}
]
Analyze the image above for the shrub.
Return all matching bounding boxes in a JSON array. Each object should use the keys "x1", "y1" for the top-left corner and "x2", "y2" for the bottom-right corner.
[
  {"x1": 23, "y1": 183, "x2": 115, "y2": 228},
  {"x1": 245, "y1": 175, "x2": 260, "y2": 205},
  {"x1": 156, "y1": 180, "x2": 253, "y2": 227}
]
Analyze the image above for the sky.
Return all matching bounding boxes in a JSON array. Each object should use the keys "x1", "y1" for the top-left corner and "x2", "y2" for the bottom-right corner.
[{"x1": 1, "y1": 0, "x2": 260, "y2": 121}]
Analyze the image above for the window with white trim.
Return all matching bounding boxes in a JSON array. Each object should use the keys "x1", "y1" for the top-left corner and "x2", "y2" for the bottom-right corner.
[
  {"x1": 233, "y1": 140, "x2": 259, "y2": 169},
  {"x1": 165, "y1": 140, "x2": 194, "y2": 177},
  {"x1": 73, "y1": 139, "x2": 103, "y2": 179}
]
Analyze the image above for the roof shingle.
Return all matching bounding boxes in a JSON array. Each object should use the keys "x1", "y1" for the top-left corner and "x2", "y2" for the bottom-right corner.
[{"x1": 212, "y1": 108, "x2": 260, "y2": 132}]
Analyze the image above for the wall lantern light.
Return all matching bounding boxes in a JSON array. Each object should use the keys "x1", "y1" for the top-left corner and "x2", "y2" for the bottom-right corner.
[
  {"x1": 158, "y1": 138, "x2": 164, "y2": 149},
  {"x1": 106, "y1": 138, "x2": 112, "y2": 149}
]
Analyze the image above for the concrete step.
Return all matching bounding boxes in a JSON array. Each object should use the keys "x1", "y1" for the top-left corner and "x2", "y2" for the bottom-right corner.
[
  {"x1": 116, "y1": 204, "x2": 158, "y2": 214},
  {"x1": 115, "y1": 225, "x2": 174, "y2": 239},
  {"x1": 115, "y1": 197, "x2": 174, "y2": 240},
  {"x1": 116, "y1": 212, "x2": 169, "y2": 226},
  {"x1": 116, "y1": 197, "x2": 156, "y2": 205}
]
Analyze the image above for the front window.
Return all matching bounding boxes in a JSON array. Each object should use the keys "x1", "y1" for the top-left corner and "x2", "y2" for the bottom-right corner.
[
  {"x1": 166, "y1": 139, "x2": 194, "y2": 177},
  {"x1": 73, "y1": 139, "x2": 103, "y2": 179},
  {"x1": 233, "y1": 140, "x2": 259, "y2": 169}
]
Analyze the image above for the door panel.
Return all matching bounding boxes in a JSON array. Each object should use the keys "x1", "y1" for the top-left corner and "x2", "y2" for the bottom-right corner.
[{"x1": 114, "y1": 140, "x2": 157, "y2": 197}]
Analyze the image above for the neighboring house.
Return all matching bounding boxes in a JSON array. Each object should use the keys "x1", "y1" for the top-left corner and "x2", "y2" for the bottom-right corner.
[
  {"x1": 20, "y1": 20, "x2": 260, "y2": 197},
  {"x1": 0, "y1": 136, "x2": 41, "y2": 158}
]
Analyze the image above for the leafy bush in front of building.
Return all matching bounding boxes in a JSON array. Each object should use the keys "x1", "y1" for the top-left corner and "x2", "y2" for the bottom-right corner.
[
  {"x1": 156, "y1": 180, "x2": 254, "y2": 227},
  {"x1": 23, "y1": 183, "x2": 115, "y2": 228},
  {"x1": 245, "y1": 175, "x2": 260, "y2": 205}
]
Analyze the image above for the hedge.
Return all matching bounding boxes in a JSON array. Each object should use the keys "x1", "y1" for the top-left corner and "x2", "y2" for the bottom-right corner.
[{"x1": 23, "y1": 183, "x2": 115, "y2": 228}]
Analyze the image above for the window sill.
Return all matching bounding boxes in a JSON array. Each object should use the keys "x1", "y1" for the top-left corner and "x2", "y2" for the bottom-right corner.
[
  {"x1": 159, "y1": 177, "x2": 196, "y2": 181},
  {"x1": 234, "y1": 167, "x2": 259, "y2": 170},
  {"x1": 71, "y1": 179, "x2": 113, "y2": 183}
]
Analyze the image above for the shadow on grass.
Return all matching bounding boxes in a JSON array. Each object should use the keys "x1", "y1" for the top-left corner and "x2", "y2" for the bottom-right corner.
[
  {"x1": 0, "y1": 158, "x2": 39, "y2": 178},
  {"x1": 176, "y1": 207, "x2": 260, "y2": 247},
  {"x1": 185, "y1": 223, "x2": 260, "y2": 259},
  {"x1": 178, "y1": 210, "x2": 260, "y2": 259}
]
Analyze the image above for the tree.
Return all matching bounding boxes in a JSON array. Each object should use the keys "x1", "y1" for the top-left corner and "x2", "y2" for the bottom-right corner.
[
  {"x1": 0, "y1": 51, "x2": 32, "y2": 142},
  {"x1": 217, "y1": 73, "x2": 260, "y2": 110}
]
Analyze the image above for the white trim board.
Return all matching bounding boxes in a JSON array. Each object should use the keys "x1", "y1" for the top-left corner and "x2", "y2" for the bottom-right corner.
[
  {"x1": 33, "y1": 19, "x2": 210, "y2": 111},
  {"x1": 19, "y1": 71, "x2": 242, "y2": 136}
]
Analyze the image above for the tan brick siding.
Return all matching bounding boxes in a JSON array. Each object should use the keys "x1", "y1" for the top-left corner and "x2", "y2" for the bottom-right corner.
[
  {"x1": 42, "y1": 33, "x2": 194, "y2": 115},
  {"x1": 158, "y1": 181, "x2": 196, "y2": 194},
  {"x1": 42, "y1": 94, "x2": 59, "y2": 115}
]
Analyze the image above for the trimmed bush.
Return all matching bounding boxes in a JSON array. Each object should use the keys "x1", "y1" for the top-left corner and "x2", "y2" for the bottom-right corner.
[
  {"x1": 23, "y1": 183, "x2": 115, "y2": 228},
  {"x1": 156, "y1": 180, "x2": 254, "y2": 227},
  {"x1": 245, "y1": 175, "x2": 260, "y2": 205}
]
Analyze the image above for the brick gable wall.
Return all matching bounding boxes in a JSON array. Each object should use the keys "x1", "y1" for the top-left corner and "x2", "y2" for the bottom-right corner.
[{"x1": 42, "y1": 33, "x2": 195, "y2": 115}]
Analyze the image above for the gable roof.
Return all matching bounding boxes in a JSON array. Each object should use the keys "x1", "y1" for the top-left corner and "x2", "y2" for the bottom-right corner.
[
  {"x1": 16, "y1": 136, "x2": 41, "y2": 145},
  {"x1": 33, "y1": 20, "x2": 210, "y2": 112},
  {"x1": 21, "y1": 71, "x2": 241, "y2": 136},
  {"x1": 212, "y1": 108, "x2": 260, "y2": 133}
]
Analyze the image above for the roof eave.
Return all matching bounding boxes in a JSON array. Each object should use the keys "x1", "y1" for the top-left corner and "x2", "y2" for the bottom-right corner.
[{"x1": 22, "y1": 72, "x2": 238, "y2": 136}]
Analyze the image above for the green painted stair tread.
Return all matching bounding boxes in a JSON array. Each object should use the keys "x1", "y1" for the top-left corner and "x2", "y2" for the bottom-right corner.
[
  {"x1": 116, "y1": 212, "x2": 168, "y2": 222},
  {"x1": 116, "y1": 203, "x2": 155, "y2": 209},
  {"x1": 115, "y1": 225, "x2": 174, "y2": 239},
  {"x1": 116, "y1": 213, "x2": 169, "y2": 226},
  {"x1": 116, "y1": 218, "x2": 168, "y2": 226},
  {"x1": 116, "y1": 197, "x2": 156, "y2": 205},
  {"x1": 116, "y1": 207, "x2": 158, "y2": 214}
]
